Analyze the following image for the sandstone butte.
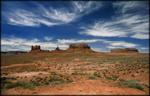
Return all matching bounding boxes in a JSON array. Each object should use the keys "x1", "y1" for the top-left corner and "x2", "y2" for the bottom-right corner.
[{"x1": 30, "y1": 43, "x2": 139, "y2": 53}]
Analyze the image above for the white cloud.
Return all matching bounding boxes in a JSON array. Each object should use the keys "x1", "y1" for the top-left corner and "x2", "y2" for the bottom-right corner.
[
  {"x1": 80, "y1": 21, "x2": 128, "y2": 37},
  {"x1": 79, "y1": 1, "x2": 149, "y2": 39},
  {"x1": 113, "y1": 1, "x2": 148, "y2": 14},
  {"x1": 131, "y1": 33, "x2": 149, "y2": 39},
  {"x1": 108, "y1": 41, "x2": 138, "y2": 48},
  {"x1": 80, "y1": 14, "x2": 149, "y2": 39},
  {"x1": 44, "y1": 36, "x2": 53, "y2": 41},
  {"x1": 72, "y1": 1, "x2": 102, "y2": 15},
  {"x1": 7, "y1": 10, "x2": 40, "y2": 27},
  {"x1": 57, "y1": 39, "x2": 102, "y2": 44},
  {"x1": 138, "y1": 47, "x2": 149, "y2": 53},
  {"x1": 1, "y1": 37, "x2": 68, "y2": 51},
  {"x1": 4, "y1": 1, "x2": 102, "y2": 27},
  {"x1": 91, "y1": 47, "x2": 108, "y2": 52}
]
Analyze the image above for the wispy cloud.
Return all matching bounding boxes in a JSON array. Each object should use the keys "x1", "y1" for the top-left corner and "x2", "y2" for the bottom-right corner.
[
  {"x1": 113, "y1": 1, "x2": 149, "y2": 14},
  {"x1": 7, "y1": 10, "x2": 40, "y2": 27},
  {"x1": 57, "y1": 39, "x2": 102, "y2": 44},
  {"x1": 131, "y1": 33, "x2": 149, "y2": 39},
  {"x1": 105, "y1": 41, "x2": 139, "y2": 48},
  {"x1": 3, "y1": 1, "x2": 102, "y2": 27},
  {"x1": 79, "y1": 21, "x2": 128, "y2": 37},
  {"x1": 80, "y1": 1, "x2": 149, "y2": 39}
]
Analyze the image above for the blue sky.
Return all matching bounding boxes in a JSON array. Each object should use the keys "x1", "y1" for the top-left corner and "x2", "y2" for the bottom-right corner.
[{"x1": 1, "y1": 1, "x2": 149, "y2": 52}]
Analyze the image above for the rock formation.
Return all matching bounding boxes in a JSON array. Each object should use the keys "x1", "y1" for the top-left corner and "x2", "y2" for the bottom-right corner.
[
  {"x1": 111, "y1": 48, "x2": 139, "y2": 53},
  {"x1": 55, "y1": 46, "x2": 61, "y2": 51},
  {"x1": 67, "y1": 43, "x2": 93, "y2": 53},
  {"x1": 30, "y1": 45, "x2": 49, "y2": 53},
  {"x1": 31, "y1": 45, "x2": 41, "y2": 52},
  {"x1": 50, "y1": 46, "x2": 64, "y2": 53},
  {"x1": 69, "y1": 43, "x2": 90, "y2": 49}
]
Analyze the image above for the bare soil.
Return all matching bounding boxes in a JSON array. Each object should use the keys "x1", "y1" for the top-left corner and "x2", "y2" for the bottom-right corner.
[{"x1": 1, "y1": 52, "x2": 149, "y2": 95}]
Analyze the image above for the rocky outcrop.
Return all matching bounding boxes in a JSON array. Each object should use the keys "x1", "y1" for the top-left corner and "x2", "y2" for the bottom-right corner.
[
  {"x1": 30, "y1": 45, "x2": 41, "y2": 52},
  {"x1": 31, "y1": 45, "x2": 41, "y2": 52},
  {"x1": 50, "y1": 46, "x2": 64, "y2": 53},
  {"x1": 55, "y1": 46, "x2": 61, "y2": 51},
  {"x1": 30, "y1": 45, "x2": 49, "y2": 53},
  {"x1": 67, "y1": 43, "x2": 93, "y2": 53},
  {"x1": 111, "y1": 48, "x2": 139, "y2": 53},
  {"x1": 69, "y1": 43, "x2": 91, "y2": 49}
]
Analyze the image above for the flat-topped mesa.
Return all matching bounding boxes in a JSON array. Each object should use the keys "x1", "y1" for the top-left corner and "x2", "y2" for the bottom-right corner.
[
  {"x1": 67, "y1": 43, "x2": 93, "y2": 53},
  {"x1": 111, "y1": 48, "x2": 139, "y2": 53},
  {"x1": 69, "y1": 43, "x2": 90, "y2": 49}
]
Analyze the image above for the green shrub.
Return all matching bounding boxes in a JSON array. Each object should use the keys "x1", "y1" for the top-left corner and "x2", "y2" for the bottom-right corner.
[
  {"x1": 118, "y1": 80, "x2": 144, "y2": 90},
  {"x1": 5, "y1": 81, "x2": 37, "y2": 89},
  {"x1": 106, "y1": 76, "x2": 118, "y2": 81},
  {"x1": 89, "y1": 75, "x2": 97, "y2": 80},
  {"x1": 49, "y1": 75, "x2": 64, "y2": 84},
  {"x1": 89, "y1": 72, "x2": 102, "y2": 80},
  {"x1": 48, "y1": 74, "x2": 73, "y2": 85}
]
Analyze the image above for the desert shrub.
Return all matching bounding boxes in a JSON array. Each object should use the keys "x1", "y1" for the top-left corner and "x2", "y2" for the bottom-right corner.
[
  {"x1": 1, "y1": 77, "x2": 12, "y2": 90},
  {"x1": 71, "y1": 70, "x2": 88, "y2": 75},
  {"x1": 6, "y1": 81, "x2": 38, "y2": 89},
  {"x1": 1, "y1": 80, "x2": 39, "y2": 90},
  {"x1": 93, "y1": 72, "x2": 101, "y2": 78},
  {"x1": 89, "y1": 72, "x2": 102, "y2": 80},
  {"x1": 1, "y1": 76, "x2": 41, "y2": 90},
  {"x1": 105, "y1": 76, "x2": 118, "y2": 81},
  {"x1": 89, "y1": 75, "x2": 97, "y2": 80},
  {"x1": 118, "y1": 80, "x2": 144, "y2": 90},
  {"x1": 48, "y1": 74, "x2": 73, "y2": 85},
  {"x1": 49, "y1": 75, "x2": 64, "y2": 84}
]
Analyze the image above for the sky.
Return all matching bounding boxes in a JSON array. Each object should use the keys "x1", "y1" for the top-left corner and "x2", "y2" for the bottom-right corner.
[{"x1": 1, "y1": 1, "x2": 149, "y2": 53}]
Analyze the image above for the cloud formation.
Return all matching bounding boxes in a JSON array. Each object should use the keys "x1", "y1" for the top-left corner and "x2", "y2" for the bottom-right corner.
[
  {"x1": 80, "y1": 1, "x2": 149, "y2": 39},
  {"x1": 3, "y1": 1, "x2": 102, "y2": 27}
]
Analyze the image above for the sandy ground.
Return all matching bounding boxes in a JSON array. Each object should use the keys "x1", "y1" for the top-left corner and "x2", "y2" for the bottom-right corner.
[
  {"x1": 3, "y1": 79, "x2": 146, "y2": 95},
  {"x1": 1, "y1": 53, "x2": 149, "y2": 95}
]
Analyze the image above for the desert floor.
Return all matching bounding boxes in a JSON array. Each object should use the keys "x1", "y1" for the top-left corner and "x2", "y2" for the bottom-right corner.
[{"x1": 1, "y1": 52, "x2": 149, "y2": 95}]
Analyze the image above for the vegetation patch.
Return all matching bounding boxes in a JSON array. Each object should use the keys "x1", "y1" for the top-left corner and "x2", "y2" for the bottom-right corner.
[
  {"x1": 89, "y1": 71, "x2": 102, "y2": 80},
  {"x1": 105, "y1": 75, "x2": 118, "y2": 81},
  {"x1": 118, "y1": 79, "x2": 144, "y2": 90},
  {"x1": 51, "y1": 74, "x2": 73, "y2": 83},
  {"x1": 1, "y1": 79, "x2": 38, "y2": 91}
]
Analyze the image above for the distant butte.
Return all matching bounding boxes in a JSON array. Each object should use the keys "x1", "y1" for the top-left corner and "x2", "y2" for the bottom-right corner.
[
  {"x1": 30, "y1": 45, "x2": 49, "y2": 53},
  {"x1": 66, "y1": 43, "x2": 94, "y2": 53},
  {"x1": 29, "y1": 44, "x2": 139, "y2": 53},
  {"x1": 111, "y1": 48, "x2": 139, "y2": 53}
]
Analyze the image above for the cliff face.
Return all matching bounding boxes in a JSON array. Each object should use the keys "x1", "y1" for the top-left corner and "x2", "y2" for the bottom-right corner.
[{"x1": 111, "y1": 48, "x2": 139, "y2": 53}]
